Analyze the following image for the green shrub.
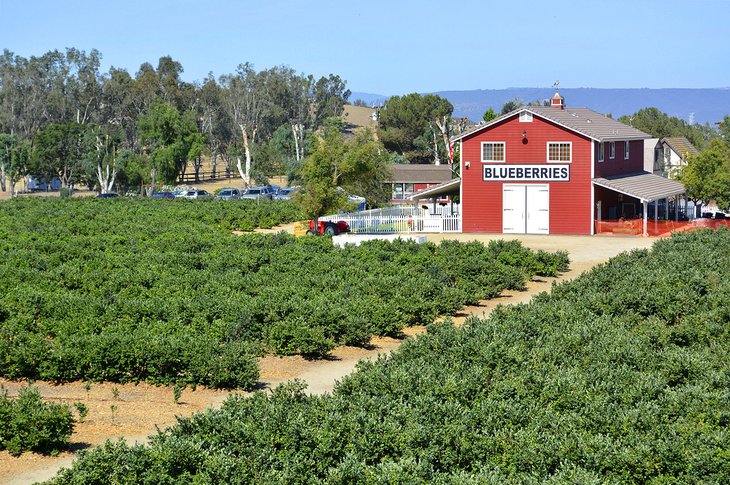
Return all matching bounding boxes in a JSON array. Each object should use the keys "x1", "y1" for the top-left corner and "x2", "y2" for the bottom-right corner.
[
  {"x1": 0, "y1": 386, "x2": 75, "y2": 456},
  {"x1": 49, "y1": 229, "x2": 730, "y2": 483}
]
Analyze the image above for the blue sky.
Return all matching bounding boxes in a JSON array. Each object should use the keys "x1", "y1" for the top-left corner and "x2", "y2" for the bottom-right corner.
[{"x1": 1, "y1": 0, "x2": 728, "y2": 95}]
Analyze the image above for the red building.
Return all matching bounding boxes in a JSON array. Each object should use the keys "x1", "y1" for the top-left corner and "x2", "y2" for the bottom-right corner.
[
  {"x1": 416, "y1": 93, "x2": 686, "y2": 235},
  {"x1": 387, "y1": 164, "x2": 453, "y2": 203}
]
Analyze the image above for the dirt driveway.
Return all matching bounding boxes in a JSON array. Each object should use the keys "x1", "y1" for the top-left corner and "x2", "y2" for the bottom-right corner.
[{"x1": 0, "y1": 233, "x2": 654, "y2": 484}]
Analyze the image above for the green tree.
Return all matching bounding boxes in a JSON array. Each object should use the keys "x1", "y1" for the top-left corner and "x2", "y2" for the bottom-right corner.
[
  {"x1": 297, "y1": 125, "x2": 389, "y2": 230},
  {"x1": 677, "y1": 139, "x2": 730, "y2": 209},
  {"x1": 137, "y1": 101, "x2": 204, "y2": 186},
  {"x1": 719, "y1": 115, "x2": 730, "y2": 145},
  {"x1": 31, "y1": 122, "x2": 92, "y2": 188},
  {"x1": 501, "y1": 98, "x2": 524, "y2": 114},
  {"x1": 618, "y1": 107, "x2": 718, "y2": 149},
  {"x1": 482, "y1": 107, "x2": 498, "y2": 123},
  {"x1": 379, "y1": 93, "x2": 453, "y2": 164},
  {"x1": 0, "y1": 134, "x2": 30, "y2": 196},
  {"x1": 297, "y1": 125, "x2": 349, "y2": 231}
]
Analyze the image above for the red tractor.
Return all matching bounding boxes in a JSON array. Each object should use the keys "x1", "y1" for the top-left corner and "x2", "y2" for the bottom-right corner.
[{"x1": 307, "y1": 219, "x2": 351, "y2": 236}]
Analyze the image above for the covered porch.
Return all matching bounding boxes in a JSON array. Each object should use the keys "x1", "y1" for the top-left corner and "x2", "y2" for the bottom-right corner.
[{"x1": 593, "y1": 172, "x2": 689, "y2": 237}]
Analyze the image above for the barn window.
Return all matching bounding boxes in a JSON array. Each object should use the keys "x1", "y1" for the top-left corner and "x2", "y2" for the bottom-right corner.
[
  {"x1": 609, "y1": 142, "x2": 616, "y2": 159},
  {"x1": 547, "y1": 142, "x2": 571, "y2": 162},
  {"x1": 519, "y1": 112, "x2": 533, "y2": 122},
  {"x1": 624, "y1": 141, "x2": 630, "y2": 159},
  {"x1": 598, "y1": 142, "x2": 604, "y2": 162},
  {"x1": 481, "y1": 142, "x2": 505, "y2": 162}
]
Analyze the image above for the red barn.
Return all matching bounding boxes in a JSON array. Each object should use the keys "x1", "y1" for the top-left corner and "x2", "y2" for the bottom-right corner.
[{"x1": 417, "y1": 93, "x2": 686, "y2": 235}]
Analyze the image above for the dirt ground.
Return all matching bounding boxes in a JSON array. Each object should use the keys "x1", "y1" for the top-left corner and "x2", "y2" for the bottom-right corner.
[{"x1": 0, "y1": 231, "x2": 654, "y2": 484}]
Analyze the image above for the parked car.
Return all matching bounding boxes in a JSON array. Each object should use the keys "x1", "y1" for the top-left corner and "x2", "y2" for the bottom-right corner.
[
  {"x1": 176, "y1": 189, "x2": 212, "y2": 200},
  {"x1": 96, "y1": 192, "x2": 120, "y2": 199},
  {"x1": 151, "y1": 191, "x2": 176, "y2": 199},
  {"x1": 240, "y1": 187, "x2": 273, "y2": 201},
  {"x1": 273, "y1": 187, "x2": 299, "y2": 200},
  {"x1": 215, "y1": 188, "x2": 241, "y2": 200}
]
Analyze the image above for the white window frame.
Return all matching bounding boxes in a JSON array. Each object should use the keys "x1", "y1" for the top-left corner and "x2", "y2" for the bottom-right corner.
[
  {"x1": 519, "y1": 112, "x2": 533, "y2": 122},
  {"x1": 609, "y1": 141, "x2": 615, "y2": 159},
  {"x1": 624, "y1": 140, "x2": 630, "y2": 159},
  {"x1": 481, "y1": 142, "x2": 506, "y2": 163},
  {"x1": 598, "y1": 142, "x2": 604, "y2": 163},
  {"x1": 546, "y1": 142, "x2": 572, "y2": 163}
]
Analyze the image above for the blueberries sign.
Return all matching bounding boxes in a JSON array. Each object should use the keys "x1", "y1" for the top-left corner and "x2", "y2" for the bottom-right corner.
[{"x1": 483, "y1": 164, "x2": 570, "y2": 182}]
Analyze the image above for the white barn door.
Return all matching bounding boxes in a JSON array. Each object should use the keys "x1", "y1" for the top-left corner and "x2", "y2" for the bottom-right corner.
[
  {"x1": 526, "y1": 185, "x2": 549, "y2": 234},
  {"x1": 502, "y1": 185, "x2": 525, "y2": 234},
  {"x1": 502, "y1": 184, "x2": 550, "y2": 234}
]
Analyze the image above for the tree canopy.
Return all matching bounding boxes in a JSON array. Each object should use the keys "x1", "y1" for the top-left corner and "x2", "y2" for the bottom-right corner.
[
  {"x1": 677, "y1": 139, "x2": 730, "y2": 208},
  {"x1": 379, "y1": 93, "x2": 453, "y2": 164},
  {"x1": 618, "y1": 107, "x2": 718, "y2": 150},
  {"x1": 0, "y1": 48, "x2": 353, "y2": 194}
]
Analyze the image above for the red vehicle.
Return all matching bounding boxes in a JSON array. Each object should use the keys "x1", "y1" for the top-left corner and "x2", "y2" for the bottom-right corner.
[{"x1": 307, "y1": 220, "x2": 350, "y2": 236}]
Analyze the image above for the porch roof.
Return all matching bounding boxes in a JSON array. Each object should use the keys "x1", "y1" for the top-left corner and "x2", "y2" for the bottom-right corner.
[
  {"x1": 409, "y1": 178, "x2": 461, "y2": 200},
  {"x1": 592, "y1": 172, "x2": 686, "y2": 203}
]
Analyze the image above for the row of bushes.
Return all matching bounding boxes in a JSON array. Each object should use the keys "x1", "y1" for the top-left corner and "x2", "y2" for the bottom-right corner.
[
  {"x1": 1, "y1": 386, "x2": 74, "y2": 456},
  {"x1": 50, "y1": 229, "x2": 730, "y2": 483},
  {"x1": 0, "y1": 198, "x2": 568, "y2": 389}
]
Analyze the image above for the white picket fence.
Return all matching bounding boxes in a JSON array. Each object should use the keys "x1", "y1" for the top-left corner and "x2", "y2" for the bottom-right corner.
[{"x1": 320, "y1": 205, "x2": 461, "y2": 234}]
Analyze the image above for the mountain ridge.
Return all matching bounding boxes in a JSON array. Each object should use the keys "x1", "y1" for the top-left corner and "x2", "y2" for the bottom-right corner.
[{"x1": 350, "y1": 88, "x2": 730, "y2": 125}]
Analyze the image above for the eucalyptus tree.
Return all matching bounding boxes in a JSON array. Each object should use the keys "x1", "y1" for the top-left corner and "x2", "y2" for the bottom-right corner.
[
  {"x1": 198, "y1": 75, "x2": 231, "y2": 178},
  {"x1": 64, "y1": 48, "x2": 104, "y2": 124},
  {"x1": 220, "y1": 63, "x2": 263, "y2": 186},
  {"x1": 100, "y1": 67, "x2": 137, "y2": 149}
]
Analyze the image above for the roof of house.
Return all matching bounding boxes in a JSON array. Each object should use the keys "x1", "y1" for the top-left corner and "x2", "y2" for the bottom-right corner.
[
  {"x1": 409, "y1": 178, "x2": 461, "y2": 200},
  {"x1": 592, "y1": 172, "x2": 686, "y2": 202},
  {"x1": 387, "y1": 164, "x2": 454, "y2": 184},
  {"x1": 453, "y1": 106, "x2": 652, "y2": 143},
  {"x1": 662, "y1": 136, "x2": 699, "y2": 158}
]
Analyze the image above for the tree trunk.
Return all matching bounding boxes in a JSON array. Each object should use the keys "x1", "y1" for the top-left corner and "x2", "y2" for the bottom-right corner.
[
  {"x1": 194, "y1": 155, "x2": 202, "y2": 183},
  {"x1": 292, "y1": 123, "x2": 304, "y2": 162},
  {"x1": 238, "y1": 124, "x2": 254, "y2": 186},
  {"x1": 432, "y1": 128, "x2": 440, "y2": 166},
  {"x1": 9, "y1": 180, "x2": 16, "y2": 197},
  {"x1": 212, "y1": 143, "x2": 217, "y2": 179},
  {"x1": 435, "y1": 116, "x2": 451, "y2": 164},
  {"x1": 0, "y1": 163, "x2": 6, "y2": 192}
]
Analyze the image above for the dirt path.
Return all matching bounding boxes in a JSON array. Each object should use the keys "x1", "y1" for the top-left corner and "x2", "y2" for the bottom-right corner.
[{"x1": 0, "y1": 234, "x2": 653, "y2": 484}]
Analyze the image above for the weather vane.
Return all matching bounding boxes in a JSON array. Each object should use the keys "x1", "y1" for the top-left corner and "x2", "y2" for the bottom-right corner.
[{"x1": 553, "y1": 80, "x2": 560, "y2": 89}]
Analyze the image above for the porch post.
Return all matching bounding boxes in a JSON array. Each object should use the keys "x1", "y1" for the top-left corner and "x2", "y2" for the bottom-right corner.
[
  {"x1": 654, "y1": 201, "x2": 658, "y2": 222},
  {"x1": 643, "y1": 200, "x2": 648, "y2": 237},
  {"x1": 675, "y1": 196, "x2": 679, "y2": 221},
  {"x1": 684, "y1": 193, "x2": 689, "y2": 220}
]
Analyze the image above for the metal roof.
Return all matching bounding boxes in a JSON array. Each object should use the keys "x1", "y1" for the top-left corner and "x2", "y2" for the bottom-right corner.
[
  {"x1": 409, "y1": 178, "x2": 461, "y2": 200},
  {"x1": 387, "y1": 164, "x2": 453, "y2": 184},
  {"x1": 663, "y1": 136, "x2": 699, "y2": 158},
  {"x1": 453, "y1": 106, "x2": 652, "y2": 143},
  {"x1": 592, "y1": 172, "x2": 686, "y2": 202}
]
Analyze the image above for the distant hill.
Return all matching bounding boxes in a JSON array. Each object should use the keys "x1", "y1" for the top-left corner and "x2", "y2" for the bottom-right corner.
[{"x1": 351, "y1": 88, "x2": 730, "y2": 125}]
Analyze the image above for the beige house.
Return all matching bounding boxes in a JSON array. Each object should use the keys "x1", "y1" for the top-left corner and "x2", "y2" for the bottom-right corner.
[{"x1": 645, "y1": 136, "x2": 699, "y2": 179}]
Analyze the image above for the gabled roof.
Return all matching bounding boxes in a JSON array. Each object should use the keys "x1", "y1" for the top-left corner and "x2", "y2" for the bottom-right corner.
[
  {"x1": 452, "y1": 106, "x2": 652, "y2": 143},
  {"x1": 662, "y1": 137, "x2": 699, "y2": 158},
  {"x1": 592, "y1": 172, "x2": 685, "y2": 202},
  {"x1": 386, "y1": 164, "x2": 453, "y2": 184}
]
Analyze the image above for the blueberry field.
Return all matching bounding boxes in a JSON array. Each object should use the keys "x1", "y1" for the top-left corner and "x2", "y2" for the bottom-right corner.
[
  {"x1": 0, "y1": 198, "x2": 568, "y2": 390},
  {"x1": 48, "y1": 229, "x2": 730, "y2": 483}
]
